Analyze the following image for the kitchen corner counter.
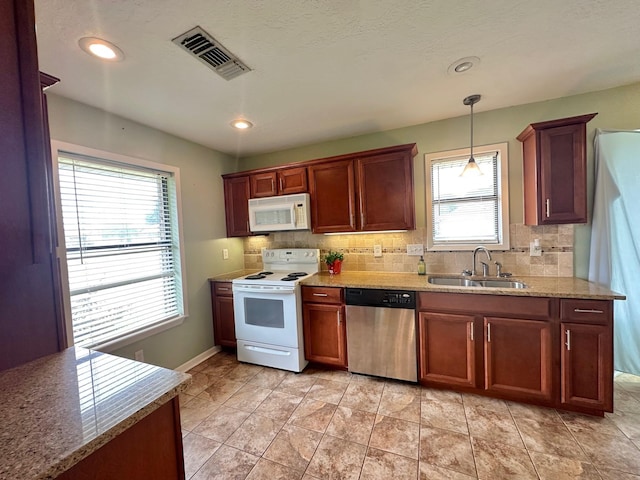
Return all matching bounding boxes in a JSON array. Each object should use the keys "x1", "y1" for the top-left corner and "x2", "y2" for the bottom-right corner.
[
  {"x1": 208, "y1": 269, "x2": 259, "y2": 282},
  {"x1": 0, "y1": 347, "x2": 191, "y2": 480},
  {"x1": 302, "y1": 271, "x2": 625, "y2": 300}
]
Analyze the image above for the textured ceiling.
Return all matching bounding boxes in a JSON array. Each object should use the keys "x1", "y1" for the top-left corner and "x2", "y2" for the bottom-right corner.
[{"x1": 34, "y1": 0, "x2": 640, "y2": 157}]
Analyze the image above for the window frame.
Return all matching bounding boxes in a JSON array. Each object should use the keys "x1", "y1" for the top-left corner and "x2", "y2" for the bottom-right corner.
[
  {"x1": 51, "y1": 141, "x2": 189, "y2": 352},
  {"x1": 425, "y1": 142, "x2": 510, "y2": 251}
]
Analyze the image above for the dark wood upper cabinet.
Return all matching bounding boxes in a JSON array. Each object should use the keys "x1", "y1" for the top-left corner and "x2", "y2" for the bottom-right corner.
[
  {"x1": 250, "y1": 166, "x2": 307, "y2": 198},
  {"x1": 356, "y1": 151, "x2": 415, "y2": 231},
  {"x1": 308, "y1": 159, "x2": 357, "y2": 233},
  {"x1": 1, "y1": 0, "x2": 65, "y2": 371},
  {"x1": 223, "y1": 176, "x2": 252, "y2": 237},
  {"x1": 518, "y1": 113, "x2": 597, "y2": 225}
]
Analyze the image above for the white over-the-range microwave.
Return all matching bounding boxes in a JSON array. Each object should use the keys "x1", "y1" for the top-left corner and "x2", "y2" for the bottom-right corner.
[{"x1": 248, "y1": 193, "x2": 311, "y2": 232}]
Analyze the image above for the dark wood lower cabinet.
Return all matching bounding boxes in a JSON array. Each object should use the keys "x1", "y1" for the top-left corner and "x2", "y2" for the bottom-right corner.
[
  {"x1": 57, "y1": 398, "x2": 185, "y2": 480},
  {"x1": 210, "y1": 281, "x2": 236, "y2": 347},
  {"x1": 418, "y1": 292, "x2": 613, "y2": 415},
  {"x1": 302, "y1": 286, "x2": 347, "y2": 367},
  {"x1": 484, "y1": 317, "x2": 553, "y2": 401},
  {"x1": 418, "y1": 312, "x2": 477, "y2": 388}
]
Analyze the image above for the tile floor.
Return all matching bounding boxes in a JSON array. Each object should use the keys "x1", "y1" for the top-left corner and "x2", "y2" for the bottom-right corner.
[{"x1": 180, "y1": 351, "x2": 640, "y2": 480}]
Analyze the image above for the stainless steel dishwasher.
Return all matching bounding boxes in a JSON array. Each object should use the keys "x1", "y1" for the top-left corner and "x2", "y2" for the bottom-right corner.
[{"x1": 345, "y1": 288, "x2": 417, "y2": 382}]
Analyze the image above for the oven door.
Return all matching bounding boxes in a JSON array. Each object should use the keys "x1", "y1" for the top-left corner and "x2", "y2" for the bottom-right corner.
[{"x1": 232, "y1": 284, "x2": 301, "y2": 348}]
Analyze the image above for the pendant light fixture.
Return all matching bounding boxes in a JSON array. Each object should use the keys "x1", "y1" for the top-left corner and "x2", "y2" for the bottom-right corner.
[{"x1": 460, "y1": 94, "x2": 483, "y2": 177}]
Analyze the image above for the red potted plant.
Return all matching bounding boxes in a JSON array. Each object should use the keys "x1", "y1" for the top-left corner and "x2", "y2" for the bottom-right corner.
[{"x1": 324, "y1": 250, "x2": 344, "y2": 274}]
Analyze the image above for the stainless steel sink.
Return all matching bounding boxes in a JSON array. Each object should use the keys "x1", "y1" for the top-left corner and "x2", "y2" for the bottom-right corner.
[{"x1": 427, "y1": 276, "x2": 527, "y2": 289}]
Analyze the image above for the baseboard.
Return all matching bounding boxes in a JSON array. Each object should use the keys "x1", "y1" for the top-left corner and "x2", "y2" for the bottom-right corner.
[{"x1": 175, "y1": 346, "x2": 221, "y2": 372}]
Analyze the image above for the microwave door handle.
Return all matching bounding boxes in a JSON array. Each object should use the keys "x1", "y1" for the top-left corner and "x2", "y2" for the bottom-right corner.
[{"x1": 290, "y1": 204, "x2": 297, "y2": 228}]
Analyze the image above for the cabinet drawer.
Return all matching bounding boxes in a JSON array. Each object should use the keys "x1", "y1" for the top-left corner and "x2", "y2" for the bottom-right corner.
[
  {"x1": 214, "y1": 282, "x2": 233, "y2": 296},
  {"x1": 302, "y1": 286, "x2": 343, "y2": 304},
  {"x1": 561, "y1": 299, "x2": 611, "y2": 325}
]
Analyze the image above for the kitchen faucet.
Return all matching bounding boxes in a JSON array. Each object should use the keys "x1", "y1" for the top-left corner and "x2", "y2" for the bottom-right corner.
[{"x1": 472, "y1": 246, "x2": 492, "y2": 276}]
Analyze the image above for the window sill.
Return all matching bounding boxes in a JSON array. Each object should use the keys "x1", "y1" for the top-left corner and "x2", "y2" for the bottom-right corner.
[{"x1": 87, "y1": 315, "x2": 188, "y2": 354}]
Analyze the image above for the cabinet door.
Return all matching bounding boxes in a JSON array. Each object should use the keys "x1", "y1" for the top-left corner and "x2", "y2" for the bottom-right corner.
[
  {"x1": 211, "y1": 282, "x2": 236, "y2": 347},
  {"x1": 302, "y1": 303, "x2": 347, "y2": 367},
  {"x1": 484, "y1": 317, "x2": 553, "y2": 401},
  {"x1": 539, "y1": 123, "x2": 587, "y2": 224},
  {"x1": 223, "y1": 176, "x2": 252, "y2": 237},
  {"x1": 418, "y1": 312, "x2": 477, "y2": 388},
  {"x1": 278, "y1": 166, "x2": 307, "y2": 195},
  {"x1": 561, "y1": 322, "x2": 612, "y2": 411},
  {"x1": 356, "y1": 152, "x2": 415, "y2": 231},
  {"x1": 308, "y1": 160, "x2": 357, "y2": 233},
  {"x1": 250, "y1": 172, "x2": 277, "y2": 198}
]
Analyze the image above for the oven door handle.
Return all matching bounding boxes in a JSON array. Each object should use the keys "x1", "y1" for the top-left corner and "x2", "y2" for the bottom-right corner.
[{"x1": 233, "y1": 285, "x2": 297, "y2": 294}]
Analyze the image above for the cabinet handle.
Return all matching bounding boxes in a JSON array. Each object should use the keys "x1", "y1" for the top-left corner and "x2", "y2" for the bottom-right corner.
[
  {"x1": 337, "y1": 310, "x2": 342, "y2": 324},
  {"x1": 246, "y1": 220, "x2": 250, "y2": 231},
  {"x1": 360, "y1": 212, "x2": 365, "y2": 226},
  {"x1": 487, "y1": 323, "x2": 491, "y2": 343},
  {"x1": 280, "y1": 177, "x2": 284, "y2": 191},
  {"x1": 545, "y1": 199, "x2": 550, "y2": 218},
  {"x1": 350, "y1": 212, "x2": 355, "y2": 227},
  {"x1": 565, "y1": 329, "x2": 571, "y2": 350},
  {"x1": 469, "y1": 323, "x2": 474, "y2": 342},
  {"x1": 271, "y1": 178, "x2": 275, "y2": 191},
  {"x1": 313, "y1": 293, "x2": 328, "y2": 297},
  {"x1": 574, "y1": 308, "x2": 604, "y2": 314}
]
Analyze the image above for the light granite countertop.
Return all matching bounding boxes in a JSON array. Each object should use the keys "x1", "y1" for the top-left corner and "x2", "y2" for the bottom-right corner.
[
  {"x1": 0, "y1": 347, "x2": 191, "y2": 480},
  {"x1": 208, "y1": 269, "x2": 259, "y2": 282},
  {"x1": 301, "y1": 272, "x2": 625, "y2": 300}
]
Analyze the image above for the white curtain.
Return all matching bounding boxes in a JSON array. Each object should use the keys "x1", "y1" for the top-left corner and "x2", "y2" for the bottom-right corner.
[{"x1": 589, "y1": 129, "x2": 640, "y2": 375}]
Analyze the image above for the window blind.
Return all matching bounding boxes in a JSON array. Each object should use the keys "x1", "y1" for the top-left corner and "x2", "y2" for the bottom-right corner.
[
  {"x1": 431, "y1": 152, "x2": 500, "y2": 245},
  {"x1": 58, "y1": 153, "x2": 183, "y2": 348}
]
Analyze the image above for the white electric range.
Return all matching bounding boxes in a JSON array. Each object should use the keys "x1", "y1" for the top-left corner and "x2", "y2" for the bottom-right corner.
[{"x1": 232, "y1": 248, "x2": 320, "y2": 372}]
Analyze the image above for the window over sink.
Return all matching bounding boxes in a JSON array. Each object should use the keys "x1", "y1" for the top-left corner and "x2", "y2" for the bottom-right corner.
[
  {"x1": 52, "y1": 142, "x2": 188, "y2": 350},
  {"x1": 425, "y1": 142, "x2": 509, "y2": 251}
]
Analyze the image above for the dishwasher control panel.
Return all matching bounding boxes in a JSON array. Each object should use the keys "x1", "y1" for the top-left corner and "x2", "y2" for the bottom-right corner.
[{"x1": 345, "y1": 288, "x2": 416, "y2": 309}]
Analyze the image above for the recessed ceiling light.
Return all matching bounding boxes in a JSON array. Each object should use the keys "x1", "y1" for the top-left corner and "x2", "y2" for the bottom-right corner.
[
  {"x1": 231, "y1": 119, "x2": 253, "y2": 130},
  {"x1": 78, "y1": 37, "x2": 125, "y2": 61},
  {"x1": 447, "y1": 56, "x2": 480, "y2": 75}
]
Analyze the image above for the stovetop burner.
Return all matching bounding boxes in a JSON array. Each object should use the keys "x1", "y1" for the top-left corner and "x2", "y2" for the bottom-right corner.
[
  {"x1": 289, "y1": 272, "x2": 308, "y2": 277},
  {"x1": 245, "y1": 274, "x2": 266, "y2": 280},
  {"x1": 280, "y1": 276, "x2": 298, "y2": 281},
  {"x1": 259, "y1": 271, "x2": 274, "y2": 275}
]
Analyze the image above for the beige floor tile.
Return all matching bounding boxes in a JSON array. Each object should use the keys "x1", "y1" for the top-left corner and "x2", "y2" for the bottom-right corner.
[
  {"x1": 419, "y1": 426, "x2": 476, "y2": 477},
  {"x1": 288, "y1": 397, "x2": 337, "y2": 433},
  {"x1": 180, "y1": 395, "x2": 221, "y2": 431},
  {"x1": 614, "y1": 389, "x2": 640, "y2": 413},
  {"x1": 223, "y1": 384, "x2": 272, "y2": 413},
  {"x1": 263, "y1": 424, "x2": 322, "y2": 471},
  {"x1": 471, "y1": 437, "x2": 536, "y2": 480},
  {"x1": 384, "y1": 379, "x2": 422, "y2": 395},
  {"x1": 419, "y1": 462, "x2": 477, "y2": 479},
  {"x1": 360, "y1": 447, "x2": 418, "y2": 479},
  {"x1": 306, "y1": 378, "x2": 348, "y2": 404},
  {"x1": 244, "y1": 458, "x2": 304, "y2": 480},
  {"x1": 315, "y1": 368, "x2": 353, "y2": 384},
  {"x1": 462, "y1": 393, "x2": 509, "y2": 414},
  {"x1": 598, "y1": 467, "x2": 640, "y2": 479},
  {"x1": 185, "y1": 372, "x2": 215, "y2": 396},
  {"x1": 193, "y1": 406, "x2": 251, "y2": 443},
  {"x1": 326, "y1": 405, "x2": 376, "y2": 445},
  {"x1": 225, "y1": 363, "x2": 264, "y2": 383},
  {"x1": 377, "y1": 389, "x2": 421, "y2": 423},
  {"x1": 370, "y1": 414, "x2": 420, "y2": 460},
  {"x1": 464, "y1": 405, "x2": 523, "y2": 448},
  {"x1": 306, "y1": 434, "x2": 367, "y2": 480},
  {"x1": 559, "y1": 411, "x2": 625, "y2": 437},
  {"x1": 572, "y1": 428, "x2": 640, "y2": 475},
  {"x1": 254, "y1": 390, "x2": 303, "y2": 423},
  {"x1": 350, "y1": 373, "x2": 386, "y2": 389},
  {"x1": 339, "y1": 383, "x2": 384, "y2": 413},
  {"x1": 421, "y1": 398, "x2": 468, "y2": 434},
  {"x1": 182, "y1": 432, "x2": 221, "y2": 478},
  {"x1": 506, "y1": 401, "x2": 561, "y2": 423},
  {"x1": 192, "y1": 444, "x2": 258, "y2": 480},
  {"x1": 201, "y1": 362, "x2": 236, "y2": 378},
  {"x1": 276, "y1": 373, "x2": 317, "y2": 397},
  {"x1": 225, "y1": 413, "x2": 283, "y2": 456},
  {"x1": 516, "y1": 416, "x2": 588, "y2": 461},
  {"x1": 422, "y1": 388, "x2": 463, "y2": 404},
  {"x1": 247, "y1": 368, "x2": 288, "y2": 389},
  {"x1": 529, "y1": 451, "x2": 601, "y2": 480},
  {"x1": 180, "y1": 392, "x2": 196, "y2": 407},
  {"x1": 202, "y1": 378, "x2": 246, "y2": 404}
]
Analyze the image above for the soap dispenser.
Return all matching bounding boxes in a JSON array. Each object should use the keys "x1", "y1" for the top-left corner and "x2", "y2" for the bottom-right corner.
[{"x1": 417, "y1": 255, "x2": 426, "y2": 275}]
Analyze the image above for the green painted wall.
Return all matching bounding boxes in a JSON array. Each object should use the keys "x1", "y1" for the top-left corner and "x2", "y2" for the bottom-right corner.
[
  {"x1": 241, "y1": 82, "x2": 640, "y2": 279},
  {"x1": 47, "y1": 94, "x2": 244, "y2": 369}
]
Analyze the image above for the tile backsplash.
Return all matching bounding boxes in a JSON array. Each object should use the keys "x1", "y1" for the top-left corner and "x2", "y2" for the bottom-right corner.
[{"x1": 243, "y1": 224, "x2": 574, "y2": 277}]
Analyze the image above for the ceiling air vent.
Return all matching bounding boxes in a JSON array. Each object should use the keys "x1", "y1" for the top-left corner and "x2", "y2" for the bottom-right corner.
[{"x1": 172, "y1": 26, "x2": 251, "y2": 81}]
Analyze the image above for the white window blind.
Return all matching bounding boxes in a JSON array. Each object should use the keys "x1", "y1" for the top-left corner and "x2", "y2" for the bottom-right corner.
[
  {"x1": 57, "y1": 153, "x2": 184, "y2": 349},
  {"x1": 431, "y1": 152, "x2": 501, "y2": 245}
]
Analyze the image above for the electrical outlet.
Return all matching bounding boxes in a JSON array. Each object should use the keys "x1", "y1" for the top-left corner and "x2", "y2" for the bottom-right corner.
[
  {"x1": 222, "y1": 248, "x2": 229, "y2": 260},
  {"x1": 134, "y1": 349, "x2": 144, "y2": 362},
  {"x1": 406, "y1": 244, "x2": 424, "y2": 256},
  {"x1": 530, "y1": 239, "x2": 542, "y2": 257},
  {"x1": 373, "y1": 244, "x2": 382, "y2": 257}
]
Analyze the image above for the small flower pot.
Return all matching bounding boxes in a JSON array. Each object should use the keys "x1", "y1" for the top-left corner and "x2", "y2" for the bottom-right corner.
[{"x1": 327, "y1": 259, "x2": 342, "y2": 275}]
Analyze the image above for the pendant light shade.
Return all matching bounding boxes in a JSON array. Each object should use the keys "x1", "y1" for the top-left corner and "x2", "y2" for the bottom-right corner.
[{"x1": 461, "y1": 94, "x2": 483, "y2": 177}]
